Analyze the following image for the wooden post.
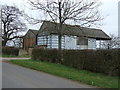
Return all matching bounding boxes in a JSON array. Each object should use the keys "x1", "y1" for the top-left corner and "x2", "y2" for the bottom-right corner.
[{"x1": 99, "y1": 39, "x2": 101, "y2": 49}]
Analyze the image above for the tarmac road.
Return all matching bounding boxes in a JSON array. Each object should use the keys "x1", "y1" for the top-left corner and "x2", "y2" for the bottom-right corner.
[{"x1": 2, "y1": 58, "x2": 94, "y2": 88}]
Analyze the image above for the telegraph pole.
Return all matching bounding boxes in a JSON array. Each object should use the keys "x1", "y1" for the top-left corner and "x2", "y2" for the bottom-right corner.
[
  {"x1": 0, "y1": 5, "x2": 2, "y2": 90},
  {"x1": 118, "y1": 1, "x2": 120, "y2": 37},
  {"x1": 0, "y1": 6, "x2": 2, "y2": 54}
]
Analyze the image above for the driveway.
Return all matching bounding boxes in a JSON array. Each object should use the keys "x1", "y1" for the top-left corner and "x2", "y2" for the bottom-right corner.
[{"x1": 2, "y1": 58, "x2": 94, "y2": 88}]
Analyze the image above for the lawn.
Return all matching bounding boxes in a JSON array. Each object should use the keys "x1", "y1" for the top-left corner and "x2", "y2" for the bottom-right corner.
[{"x1": 10, "y1": 59, "x2": 119, "y2": 88}]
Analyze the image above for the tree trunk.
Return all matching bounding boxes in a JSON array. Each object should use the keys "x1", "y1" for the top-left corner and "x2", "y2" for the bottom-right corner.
[
  {"x1": 58, "y1": 23, "x2": 62, "y2": 62},
  {"x1": 58, "y1": 1, "x2": 62, "y2": 51},
  {"x1": 58, "y1": 1, "x2": 62, "y2": 62},
  {"x1": 2, "y1": 22, "x2": 7, "y2": 46},
  {"x1": 2, "y1": 40, "x2": 7, "y2": 46},
  {"x1": 58, "y1": 34, "x2": 62, "y2": 51}
]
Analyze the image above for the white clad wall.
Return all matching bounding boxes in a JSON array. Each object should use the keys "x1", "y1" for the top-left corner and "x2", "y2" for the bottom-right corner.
[
  {"x1": 37, "y1": 35, "x2": 65, "y2": 49},
  {"x1": 37, "y1": 36, "x2": 47, "y2": 45},
  {"x1": 51, "y1": 35, "x2": 65, "y2": 49},
  {"x1": 88, "y1": 38, "x2": 96, "y2": 49},
  {"x1": 37, "y1": 35, "x2": 96, "y2": 50},
  {"x1": 65, "y1": 36, "x2": 77, "y2": 49},
  {"x1": 77, "y1": 45, "x2": 88, "y2": 49},
  {"x1": 51, "y1": 35, "x2": 58, "y2": 49},
  {"x1": 47, "y1": 36, "x2": 52, "y2": 48}
]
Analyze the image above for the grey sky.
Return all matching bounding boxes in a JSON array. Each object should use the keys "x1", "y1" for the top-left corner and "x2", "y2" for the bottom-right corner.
[
  {"x1": 100, "y1": 0, "x2": 119, "y2": 36},
  {"x1": 1, "y1": 0, "x2": 119, "y2": 36}
]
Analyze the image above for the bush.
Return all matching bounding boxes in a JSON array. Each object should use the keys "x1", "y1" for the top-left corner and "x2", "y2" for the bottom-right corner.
[
  {"x1": 32, "y1": 49, "x2": 60, "y2": 63},
  {"x1": 2, "y1": 47, "x2": 19, "y2": 56},
  {"x1": 32, "y1": 49, "x2": 120, "y2": 76},
  {"x1": 63, "y1": 49, "x2": 119, "y2": 76}
]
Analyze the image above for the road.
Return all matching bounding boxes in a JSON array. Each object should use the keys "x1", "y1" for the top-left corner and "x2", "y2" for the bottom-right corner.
[
  {"x1": 2, "y1": 57, "x2": 30, "y2": 61},
  {"x1": 2, "y1": 58, "x2": 94, "y2": 88}
]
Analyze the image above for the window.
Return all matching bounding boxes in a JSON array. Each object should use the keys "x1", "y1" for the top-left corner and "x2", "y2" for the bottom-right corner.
[{"x1": 77, "y1": 37, "x2": 88, "y2": 45}]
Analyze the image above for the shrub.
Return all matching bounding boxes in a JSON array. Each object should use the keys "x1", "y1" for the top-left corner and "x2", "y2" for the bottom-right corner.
[
  {"x1": 32, "y1": 49, "x2": 120, "y2": 76},
  {"x1": 63, "y1": 49, "x2": 119, "y2": 76},
  {"x1": 32, "y1": 49, "x2": 60, "y2": 63},
  {"x1": 2, "y1": 47, "x2": 19, "y2": 56}
]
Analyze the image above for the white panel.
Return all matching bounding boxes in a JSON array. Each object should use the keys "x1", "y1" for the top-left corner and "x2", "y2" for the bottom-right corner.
[
  {"x1": 65, "y1": 36, "x2": 77, "y2": 49},
  {"x1": 80, "y1": 45, "x2": 88, "y2": 49},
  {"x1": 37, "y1": 36, "x2": 47, "y2": 45},
  {"x1": 88, "y1": 38, "x2": 96, "y2": 49},
  {"x1": 77, "y1": 45, "x2": 80, "y2": 49},
  {"x1": 37, "y1": 37, "x2": 41, "y2": 45},
  {"x1": 52, "y1": 35, "x2": 58, "y2": 40},
  {"x1": 51, "y1": 35, "x2": 58, "y2": 49},
  {"x1": 51, "y1": 35, "x2": 65, "y2": 49},
  {"x1": 77, "y1": 45, "x2": 88, "y2": 49},
  {"x1": 38, "y1": 35, "x2": 65, "y2": 49}
]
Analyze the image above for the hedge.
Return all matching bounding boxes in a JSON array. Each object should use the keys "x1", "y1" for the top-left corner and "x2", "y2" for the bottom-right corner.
[
  {"x1": 32, "y1": 49, "x2": 120, "y2": 76},
  {"x1": 62, "y1": 49, "x2": 119, "y2": 76},
  {"x1": 2, "y1": 47, "x2": 19, "y2": 56},
  {"x1": 32, "y1": 49, "x2": 60, "y2": 63}
]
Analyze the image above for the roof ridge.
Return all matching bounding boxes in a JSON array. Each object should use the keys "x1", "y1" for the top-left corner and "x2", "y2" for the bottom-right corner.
[
  {"x1": 43, "y1": 21, "x2": 102, "y2": 31},
  {"x1": 28, "y1": 29, "x2": 38, "y2": 35},
  {"x1": 29, "y1": 29, "x2": 38, "y2": 31}
]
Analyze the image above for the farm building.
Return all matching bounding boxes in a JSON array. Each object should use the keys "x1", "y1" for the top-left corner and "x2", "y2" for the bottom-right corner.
[
  {"x1": 23, "y1": 29, "x2": 38, "y2": 51},
  {"x1": 37, "y1": 21, "x2": 111, "y2": 50}
]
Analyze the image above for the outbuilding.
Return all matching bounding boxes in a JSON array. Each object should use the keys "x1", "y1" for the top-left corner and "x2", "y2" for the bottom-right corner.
[
  {"x1": 23, "y1": 29, "x2": 38, "y2": 51},
  {"x1": 37, "y1": 21, "x2": 111, "y2": 49}
]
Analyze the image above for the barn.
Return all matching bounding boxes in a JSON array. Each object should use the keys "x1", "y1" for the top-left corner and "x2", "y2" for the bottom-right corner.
[
  {"x1": 23, "y1": 29, "x2": 38, "y2": 51},
  {"x1": 37, "y1": 21, "x2": 111, "y2": 50}
]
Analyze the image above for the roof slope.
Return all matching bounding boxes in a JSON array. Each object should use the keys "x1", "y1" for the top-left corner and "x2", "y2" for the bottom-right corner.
[
  {"x1": 24, "y1": 29, "x2": 38, "y2": 38},
  {"x1": 29, "y1": 29, "x2": 38, "y2": 35},
  {"x1": 38, "y1": 21, "x2": 111, "y2": 40}
]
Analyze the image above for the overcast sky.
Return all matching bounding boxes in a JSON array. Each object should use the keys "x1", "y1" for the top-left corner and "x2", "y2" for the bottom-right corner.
[
  {"x1": 100, "y1": 0, "x2": 119, "y2": 36},
  {"x1": 1, "y1": 0, "x2": 119, "y2": 36}
]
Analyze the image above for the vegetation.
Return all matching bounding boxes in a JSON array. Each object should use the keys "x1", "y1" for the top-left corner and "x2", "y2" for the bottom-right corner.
[
  {"x1": 0, "y1": 54, "x2": 30, "y2": 58},
  {"x1": 1, "y1": 5, "x2": 26, "y2": 46},
  {"x1": 2, "y1": 47, "x2": 19, "y2": 56},
  {"x1": 10, "y1": 59, "x2": 119, "y2": 88},
  {"x1": 102, "y1": 34, "x2": 120, "y2": 49},
  {"x1": 0, "y1": 54, "x2": 17, "y2": 57},
  {"x1": 32, "y1": 49, "x2": 119, "y2": 76}
]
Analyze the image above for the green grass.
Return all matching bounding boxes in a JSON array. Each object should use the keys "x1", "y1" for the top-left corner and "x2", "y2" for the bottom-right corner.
[
  {"x1": 10, "y1": 59, "x2": 119, "y2": 88},
  {"x1": 0, "y1": 54, "x2": 18, "y2": 57},
  {"x1": 0, "y1": 54, "x2": 30, "y2": 58}
]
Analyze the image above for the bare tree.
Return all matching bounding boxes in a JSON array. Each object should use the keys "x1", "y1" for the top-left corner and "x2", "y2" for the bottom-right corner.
[
  {"x1": 102, "y1": 34, "x2": 120, "y2": 49},
  {"x1": 27, "y1": 0, "x2": 103, "y2": 51},
  {"x1": 1, "y1": 5, "x2": 26, "y2": 46},
  {"x1": 12, "y1": 37, "x2": 23, "y2": 48}
]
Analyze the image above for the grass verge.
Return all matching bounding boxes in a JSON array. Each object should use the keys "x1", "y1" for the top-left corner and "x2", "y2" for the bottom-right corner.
[
  {"x1": 10, "y1": 59, "x2": 119, "y2": 88},
  {"x1": 1, "y1": 54, "x2": 30, "y2": 58}
]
